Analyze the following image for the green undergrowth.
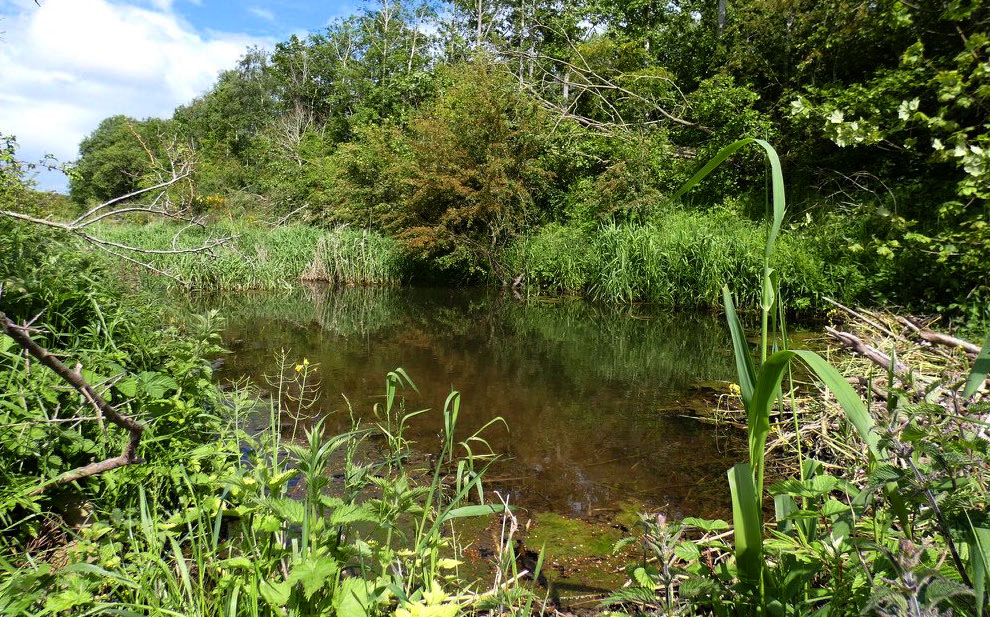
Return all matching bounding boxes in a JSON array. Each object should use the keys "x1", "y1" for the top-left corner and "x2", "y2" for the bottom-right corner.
[
  {"x1": 508, "y1": 209, "x2": 868, "y2": 311},
  {"x1": 0, "y1": 220, "x2": 539, "y2": 616},
  {"x1": 96, "y1": 222, "x2": 407, "y2": 290}
]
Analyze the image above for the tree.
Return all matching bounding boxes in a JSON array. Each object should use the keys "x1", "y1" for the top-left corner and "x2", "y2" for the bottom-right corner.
[
  {"x1": 395, "y1": 59, "x2": 554, "y2": 278},
  {"x1": 70, "y1": 116, "x2": 176, "y2": 205}
]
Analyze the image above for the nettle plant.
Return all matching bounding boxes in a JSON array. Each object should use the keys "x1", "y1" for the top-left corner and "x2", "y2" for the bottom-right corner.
[{"x1": 610, "y1": 139, "x2": 990, "y2": 616}]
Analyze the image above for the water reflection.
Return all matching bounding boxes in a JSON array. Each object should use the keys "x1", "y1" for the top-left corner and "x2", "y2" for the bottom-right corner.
[{"x1": 198, "y1": 285, "x2": 744, "y2": 518}]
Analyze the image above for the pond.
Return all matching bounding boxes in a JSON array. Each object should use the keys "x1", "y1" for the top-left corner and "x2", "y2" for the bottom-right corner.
[
  {"x1": 194, "y1": 285, "x2": 747, "y2": 598},
  {"x1": 200, "y1": 285, "x2": 743, "y2": 517}
]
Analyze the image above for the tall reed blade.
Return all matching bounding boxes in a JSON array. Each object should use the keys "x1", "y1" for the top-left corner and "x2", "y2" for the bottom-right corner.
[
  {"x1": 727, "y1": 462, "x2": 763, "y2": 594},
  {"x1": 672, "y1": 137, "x2": 785, "y2": 260},
  {"x1": 964, "y1": 333, "x2": 990, "y2": 399},
  {"x1": 748, "y1": 349, "x2": 881, "y2": 494},
  {"x1": 722, "y1": 286, "x2": 756, "y2": 408}
]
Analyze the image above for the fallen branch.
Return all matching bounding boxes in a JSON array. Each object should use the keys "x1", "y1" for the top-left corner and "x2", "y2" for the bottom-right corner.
[
  {"x1": 826, "y1": 326, "x2": 910, "y2": 376},
  {"x1": 895, "y1": 316, "x2": 981, "y2": 356},
  {"x1": 0, "y1": 311, "x2": 146, "y2": 495},
  {"x1": 823, "y1": 296, "x2": 904, "y2": 341}
]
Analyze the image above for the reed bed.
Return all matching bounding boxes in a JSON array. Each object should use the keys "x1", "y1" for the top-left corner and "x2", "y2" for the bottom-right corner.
[
  {"x1": 508, "y1": 210, "x2": 866, "y2": 310},
  {"x1": 96, "y1": 222, "x2": 407, "y2": 290}
]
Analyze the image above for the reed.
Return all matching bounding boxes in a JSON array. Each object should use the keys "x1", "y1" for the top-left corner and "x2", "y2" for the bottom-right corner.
[
  {"x1": 95, "y1": 222, "x2": 407, "y2": 290},
  {"x1": 509, "y1": 210, "x2": 866, "y2": 310}
]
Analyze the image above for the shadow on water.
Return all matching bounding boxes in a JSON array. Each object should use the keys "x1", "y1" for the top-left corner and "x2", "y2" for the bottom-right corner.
[{"x1": 190, "y1": 284, "x2": 745, "y2": 520}]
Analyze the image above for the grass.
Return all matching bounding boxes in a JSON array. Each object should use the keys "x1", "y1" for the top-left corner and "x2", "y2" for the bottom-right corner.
[
  {"x1": 604, "y1": 138, "x2": 990, "y2": 616},
  {"x1": 508, "y1": 209, "x2": 868, "y2": 311},
  {"x1": 96, "y1": 222, "x2": 407, "y2": 290},
  {"x1": 1, "y1": 220, "x2": 542, "y2": 616}
]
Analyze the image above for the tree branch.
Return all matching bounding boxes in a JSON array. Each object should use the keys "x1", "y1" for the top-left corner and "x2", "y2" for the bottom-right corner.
[{"x1": 0, "y1": 311, "x2": 146, "y2": 494}]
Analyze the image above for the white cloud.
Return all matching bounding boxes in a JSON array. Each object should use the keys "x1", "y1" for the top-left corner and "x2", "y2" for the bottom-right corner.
[
  {"x1": 248, "y1": 6, "x2": 274, "y2": 21},
  {"x1": 0, "y1": 0, "x2": 271, "y2": 191}
]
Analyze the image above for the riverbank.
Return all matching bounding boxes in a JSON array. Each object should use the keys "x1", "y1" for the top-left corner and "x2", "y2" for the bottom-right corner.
[
  {"x1": 97, "y1": 212, "x2": 867, "y2": 312},
  {"x1": 3, "y1": 217, "x2": 989, "y2": 616}
]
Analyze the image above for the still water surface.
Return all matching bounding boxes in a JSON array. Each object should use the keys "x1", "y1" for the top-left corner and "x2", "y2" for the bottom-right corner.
[{"x1": 201, "y1": 285, "x2": 744, "y2": 519}]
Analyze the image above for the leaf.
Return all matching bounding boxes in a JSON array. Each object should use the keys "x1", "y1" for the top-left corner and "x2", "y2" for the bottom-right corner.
[
  {"x1": 633, "y1": 566, "x2": 657, "y2": 589},
  {"x1": 964, "y1": 333, "x2": 990, "y2": 399},
  {"x1": 259, "y1": 579, "x2": 291, "y2": 608},
  {"x1": 681, "y1": 517, "x2": 730, "y2": 532},
  {"x1": 749, "y1": 349, "x2": 880, "y2": 494},
  {"x1": 968, "y1": 518, "x2": 990, "y2": 617},
  {"x1": 723, "y1": 286, "x2": 756, "y2": 408},
  {"x1": 727, "y1": 462, "x2": 763, "y2": 590},
  {"x1": 220, "y1": 556, "x2": 253, "y2": 570},
  {"x1": 774, "y1": 494, "x2": 797, "y2": 533},
  {"x1": 288, "y1": 556, "x2": 339, "y2": 600},
  {"x1": 0, "y1": 333, "x2": 14, "y2": 354},
  {"x1": 329, "y1": 503, "x2": 379, "y2": 526},
  {"x1": 674, "y1": 541, "x2": 701, "y2": 562},
  {"x1": 336, "y1": 577, "x2": 373, "y2": 617},
  {"x1": 140, "y1": 371, "x2": 178, "y2": 399},
  {"x1": 264, "y1": 497, "x2": 305, "y2": 523},
  {"x1": 44, "y1": 588, "x2": 92, "y2": 613},
  {"x1": 439, "y1": 503, "x2": 506, "y2": 523},
  {"x1": 673, "y1": 138, "x2": 785, "y2": 259}
]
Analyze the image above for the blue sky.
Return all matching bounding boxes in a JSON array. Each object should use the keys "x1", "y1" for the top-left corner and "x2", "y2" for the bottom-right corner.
[{"x1": 0, "y1": 0, "x2": 363, "y2": 192}]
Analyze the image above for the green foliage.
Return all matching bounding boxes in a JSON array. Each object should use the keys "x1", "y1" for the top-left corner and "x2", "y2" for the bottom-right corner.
[
  {"x1": 608, "y1": 138, "x2": 990, "y2": 616},
  {"x1": 394, "y1": 59, "x2": 554, "y2": 279},
  {"x1": 508, "y1": 208, "x2": 867, "y2": 309},
  {"x1": 0, "y1": 222, "x2": 540, "y2": 616},
  {"x1": 93, "y1": 222, "x2": 407, "y2": 290},
  {"x1": 69, "y1": 115, "x2": 179, "y2": 204}
]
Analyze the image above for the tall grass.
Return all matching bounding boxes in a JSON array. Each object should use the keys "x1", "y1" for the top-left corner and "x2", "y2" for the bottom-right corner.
[
  {"x1": 301, "y1": 229, "x2": 406, "y2": 286},
  {"x1": 96, "y1": 222, "x2": 407, "y2": 290},
  {"x1": 508, "y1": 210, "x2": 867, "y2": 310},
  {"x1": 615, "y1": 138, "x2": 990, "y2": 615}
]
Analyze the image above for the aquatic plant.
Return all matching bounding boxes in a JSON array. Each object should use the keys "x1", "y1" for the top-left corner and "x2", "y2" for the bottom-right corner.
[
  {"x1": 610, "y1": 139, "x2": 990, "y2": 615},
  {"x1": 94, "y1": 222, "x2": 407, "y2": 290}
]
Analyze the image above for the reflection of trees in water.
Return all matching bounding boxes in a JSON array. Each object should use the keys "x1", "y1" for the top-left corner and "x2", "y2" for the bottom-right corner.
[
  {"x1": 181, "y1": 285, "x2": 741, "y2": 514},
  {"x1": 496, "y1": 299, "x2": 734, "y2": 390},
  {"x1": 187, "y1": 285, "x2": 735, "y2": 401}
]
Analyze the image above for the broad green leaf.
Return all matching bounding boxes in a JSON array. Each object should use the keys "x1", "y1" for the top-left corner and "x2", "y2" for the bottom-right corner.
[
  {"x1": 259, "y1": 579, "x2": 290, "y2": 608},
  {"x1": 329, "y1": 503, "x2": 378, "y2": 526},
  {"x1": 963, "y1": 333, "x2": 990, "y2": 399},
  {"x1": 681, "y1": 517, "x2": 731, "y2": 532},
  {"x1": 674, "y1": 541, "x2": 702, "y2": 562},
  {"x1": 727, "y1": 462, "x2": 763, "y2": 590},
  {"x1": 336, "y1": 577, "x2": 373, "y2": 617},
  {"x1": 774, "y1": 494, "x2": 797, "y2": 533},
  {"x1": 439, "y1": 503, "x2": 506, "y2": 523},
  {"x1": 723, "y1": 286, "x2": 756, "y2": 408},
  {"x1": 288, "y1": 556, "x2": 339, "y2": 600}
]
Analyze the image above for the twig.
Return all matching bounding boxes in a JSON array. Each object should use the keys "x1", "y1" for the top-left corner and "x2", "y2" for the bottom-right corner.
[
  {"x1": 896, "y1": 316, "x2": 981, "y2": 356},
  {"x1": 825, "y1": 326, "x2": 909, "y2": 375},
  {"x1": 823, "y1": 296, "x2": 905, "y2": 341},
  {"x1": 0, "y1": 311, "x2": 146, "y2": 494}
]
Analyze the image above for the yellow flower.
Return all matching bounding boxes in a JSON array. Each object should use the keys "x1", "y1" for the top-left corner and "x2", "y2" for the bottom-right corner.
[{"x1": 729, "y1": 383, "x2": 742, "y2": 396}]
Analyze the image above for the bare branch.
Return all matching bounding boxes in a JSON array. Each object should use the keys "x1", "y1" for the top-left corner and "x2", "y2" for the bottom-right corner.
[{"x1": 0, "y1": 311, "x2": 146, "y2": 495}]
